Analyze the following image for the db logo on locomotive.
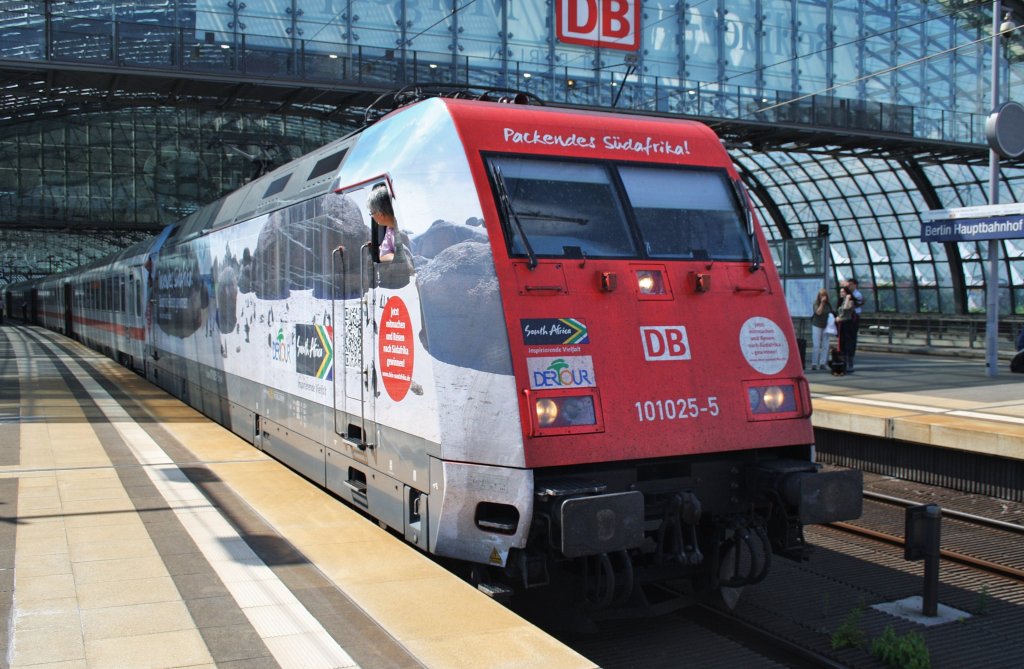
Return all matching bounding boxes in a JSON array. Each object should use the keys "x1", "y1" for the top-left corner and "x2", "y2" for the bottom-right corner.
[{"x1": 640, "y1": 326, "x2": 691, "y2": 361}]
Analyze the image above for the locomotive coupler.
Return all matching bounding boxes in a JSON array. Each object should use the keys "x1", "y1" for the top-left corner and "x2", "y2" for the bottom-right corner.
[{"x1": 655, "y1": 491, "x2": 704, "y2": 566}]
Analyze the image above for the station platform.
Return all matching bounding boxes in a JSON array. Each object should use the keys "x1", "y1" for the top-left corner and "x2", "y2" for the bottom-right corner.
[
  {"x1": 0, "y1": 324, "x2": 595, "y2": 669},
  {"x1": 4, "y1": 325, "x2": 1020, "y2": 669},
  {"x1": 805, "y1": 350, "x2": 1024, "y2": 462}
]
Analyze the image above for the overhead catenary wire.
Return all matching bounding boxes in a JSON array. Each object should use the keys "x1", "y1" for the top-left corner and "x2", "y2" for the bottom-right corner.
[
  {"x1": 582, "y1": 0, "x2": 1011, "y2": 119},
  {"x1": 747, "y1": 22, "x2": 1023, "y2": 121}
]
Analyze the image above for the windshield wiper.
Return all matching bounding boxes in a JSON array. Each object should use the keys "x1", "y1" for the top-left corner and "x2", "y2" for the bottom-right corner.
[
  {"x1": 733, "y1": 179, "x2": 762, "y2": 272},
  {"x1": 492, "y1": 165, "x2": 538, "y2": 269},
  {"x1": 516, "y1": 211, "x2": 589, "y2": 225}
]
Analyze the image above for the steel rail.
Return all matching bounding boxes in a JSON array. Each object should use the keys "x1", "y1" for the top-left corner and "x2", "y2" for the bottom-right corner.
[
  {"x1": 826, "y1": 520, "x2": 1024, "y2": 583},
  {"x1": 863, "y1": 489, "x2": 1024, "y2": 534}
]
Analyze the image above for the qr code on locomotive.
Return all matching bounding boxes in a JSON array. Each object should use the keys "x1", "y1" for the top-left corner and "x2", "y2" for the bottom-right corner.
[{"x1": 343, "y1": 306, "x2": 362, "y2": 368}]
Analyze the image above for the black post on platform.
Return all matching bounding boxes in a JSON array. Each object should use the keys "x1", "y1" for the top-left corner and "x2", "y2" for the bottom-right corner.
[{"x1": 905, "y1": 504, "x2": 942, "y2": 616}]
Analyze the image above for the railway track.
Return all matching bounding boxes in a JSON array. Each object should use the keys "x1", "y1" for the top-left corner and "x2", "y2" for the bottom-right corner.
[
  {"x1": 829, "y1": 490, "x2": 1024, "y2": 582},
  {"x1": 543, "y1": 481, "x2": 1024, "y2": 669},
  {"x1": 536, "y1": 602, "x2": 843, "y2": 669},
  {"x1": 681, "y1": 603, "x2": 848, "y2": 669}
]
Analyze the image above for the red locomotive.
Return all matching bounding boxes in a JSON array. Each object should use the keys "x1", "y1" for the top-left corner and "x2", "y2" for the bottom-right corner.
[{"x1": 9, "y1": 92, "x2": 861, "y2": 611}]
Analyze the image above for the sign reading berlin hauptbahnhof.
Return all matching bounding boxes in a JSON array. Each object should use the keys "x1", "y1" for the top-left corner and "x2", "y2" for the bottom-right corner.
[{"x1": 921, "y1": 203, "x2": 1024, "y2": 242}]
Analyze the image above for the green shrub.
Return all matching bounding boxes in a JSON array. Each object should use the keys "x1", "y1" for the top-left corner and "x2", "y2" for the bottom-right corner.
[
  {"x1": 830, "y1": 605, "x2": 866, "y2": 650},
  {"x1": 974, "y1": 585, "x2": 990, "y2": 616},
  {"x1": 871, "y1": 626, "x2": 931, "y2": 669}
]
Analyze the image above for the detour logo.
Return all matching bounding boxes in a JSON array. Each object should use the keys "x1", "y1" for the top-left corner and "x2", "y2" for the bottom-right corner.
[{"x1": 527, "y1": 355, "x2": 596, "y2": 389}]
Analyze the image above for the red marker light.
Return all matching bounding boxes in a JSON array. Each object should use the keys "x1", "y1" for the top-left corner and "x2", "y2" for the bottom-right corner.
[{"x1": 601, "y1": 271, "x2": 618, "y2": 292}]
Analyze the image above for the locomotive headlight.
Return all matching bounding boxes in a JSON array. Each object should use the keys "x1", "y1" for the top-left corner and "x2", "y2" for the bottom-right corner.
[
  {"x1": 636, "y1": 270, "x2": 666, "y2": 295},
  {"x1": 747, "y1": 383, "x2": 798, "y2": 417},
  {"x1": 531, "y1": 393, "x2": 600, "y2": 433},
  {"x1": 536, "y1": 398, "x2": 559, "y2": 426},
  {"x1": 762, "y1": 386, "x2": 786, "y2": 411}
]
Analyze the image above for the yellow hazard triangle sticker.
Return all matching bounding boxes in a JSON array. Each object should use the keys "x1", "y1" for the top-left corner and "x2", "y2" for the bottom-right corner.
[{"x1": 489, "y1": 548, "x2": 503, "y2": 565}]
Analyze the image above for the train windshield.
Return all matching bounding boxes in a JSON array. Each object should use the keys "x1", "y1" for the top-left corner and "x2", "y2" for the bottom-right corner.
[
  {"x1": 619, "y1": 166, "x2": 753, "y2": 261},
  {"x1": 489, "y1": 157, "x2": 637, "y2": 259},
  {"x1": 488, "y1": 156, "x2": 753, "y2": 262}
]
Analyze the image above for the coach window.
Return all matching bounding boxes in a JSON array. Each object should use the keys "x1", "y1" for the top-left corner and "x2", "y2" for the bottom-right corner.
[
  {"x1": 488, "y1": 156, "x2": 636, "y2": 259},
  {"x1": 619, "y1": 166, "x2": 752, "y2": 261}
]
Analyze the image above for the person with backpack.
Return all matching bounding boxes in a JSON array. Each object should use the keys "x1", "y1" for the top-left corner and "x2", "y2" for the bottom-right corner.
[
  {"x1": 843, "y1": 278, "x2": 865, "y2": 373},
  {"x1": 835, "y1": 285, "x2": 856, "y2": 374}
]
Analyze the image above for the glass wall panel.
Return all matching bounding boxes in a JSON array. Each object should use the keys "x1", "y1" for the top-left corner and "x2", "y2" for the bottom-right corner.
[
  {"x1": 723, "y1": 1, "x2": 758, "y2": 88},
  {"x1": 642, "y1": 1, "x2": 681, "y2": 105},
  {"x1": 795, "y1": 2, "x2": 828, "y2": 94},
  {"x1": 884, "y1": 239, "x2": 908, "y2": 262},
  {"x1": 831, "y1": 2, "x2": 860, "y2": 93},
  {"x1": 760, "y1": 0, "x2": 795, "y2": 92},
  {"x1": 348, "y1": 2, "x2": 401, "y2": 50},
  {"x1": 506, "y1": 1, "x2": 550, "y2": 67},
  {"x1": 404, "y1": 2, "x2": 453, "y2": 54},
  {"x1": 872, "y1": 264, "x2": 894, "y2": 287},
  {"x1": 458, "y1": 0, "x2": 504, "y2": 62},
  {"x1": 683, "y1": 4, "x2": 720, "y2": 84},
  {"x1": 896, "y1": 287, "x2": 917, "y2": 313}
]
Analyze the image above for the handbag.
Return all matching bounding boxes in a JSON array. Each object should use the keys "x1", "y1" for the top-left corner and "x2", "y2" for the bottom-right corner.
[{"x1": 824, "y1": 312, "x2": 837, "y2": 336}]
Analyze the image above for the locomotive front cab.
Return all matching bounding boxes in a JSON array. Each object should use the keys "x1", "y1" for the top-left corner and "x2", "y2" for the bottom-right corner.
[{"x1": 458, "y1": 104, "x2": 862, "y2": 608}]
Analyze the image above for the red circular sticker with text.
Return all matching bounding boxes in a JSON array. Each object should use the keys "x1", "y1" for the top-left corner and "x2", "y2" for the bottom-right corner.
[{"x1": 378, "y1": 296, "x2": 414, "y2": 401}]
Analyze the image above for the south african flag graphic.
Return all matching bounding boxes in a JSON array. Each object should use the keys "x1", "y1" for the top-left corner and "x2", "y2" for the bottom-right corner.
[{"x1": 295, "y1": 324, "x2": 334, "y2": 380}]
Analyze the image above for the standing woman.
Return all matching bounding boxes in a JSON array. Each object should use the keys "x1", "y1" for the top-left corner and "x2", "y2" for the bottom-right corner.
[
  {"x1": 810, "y1": 288, "x2": 833, "y2": 370},
  {"x1": 835, "y1": 285, "x2": 856, "y2": 373}
]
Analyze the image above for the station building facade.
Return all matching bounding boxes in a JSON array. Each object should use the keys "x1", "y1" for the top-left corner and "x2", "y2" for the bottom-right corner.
[{"x1": 3, "y1": 0, "x2": 1024, "y2": 314}]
